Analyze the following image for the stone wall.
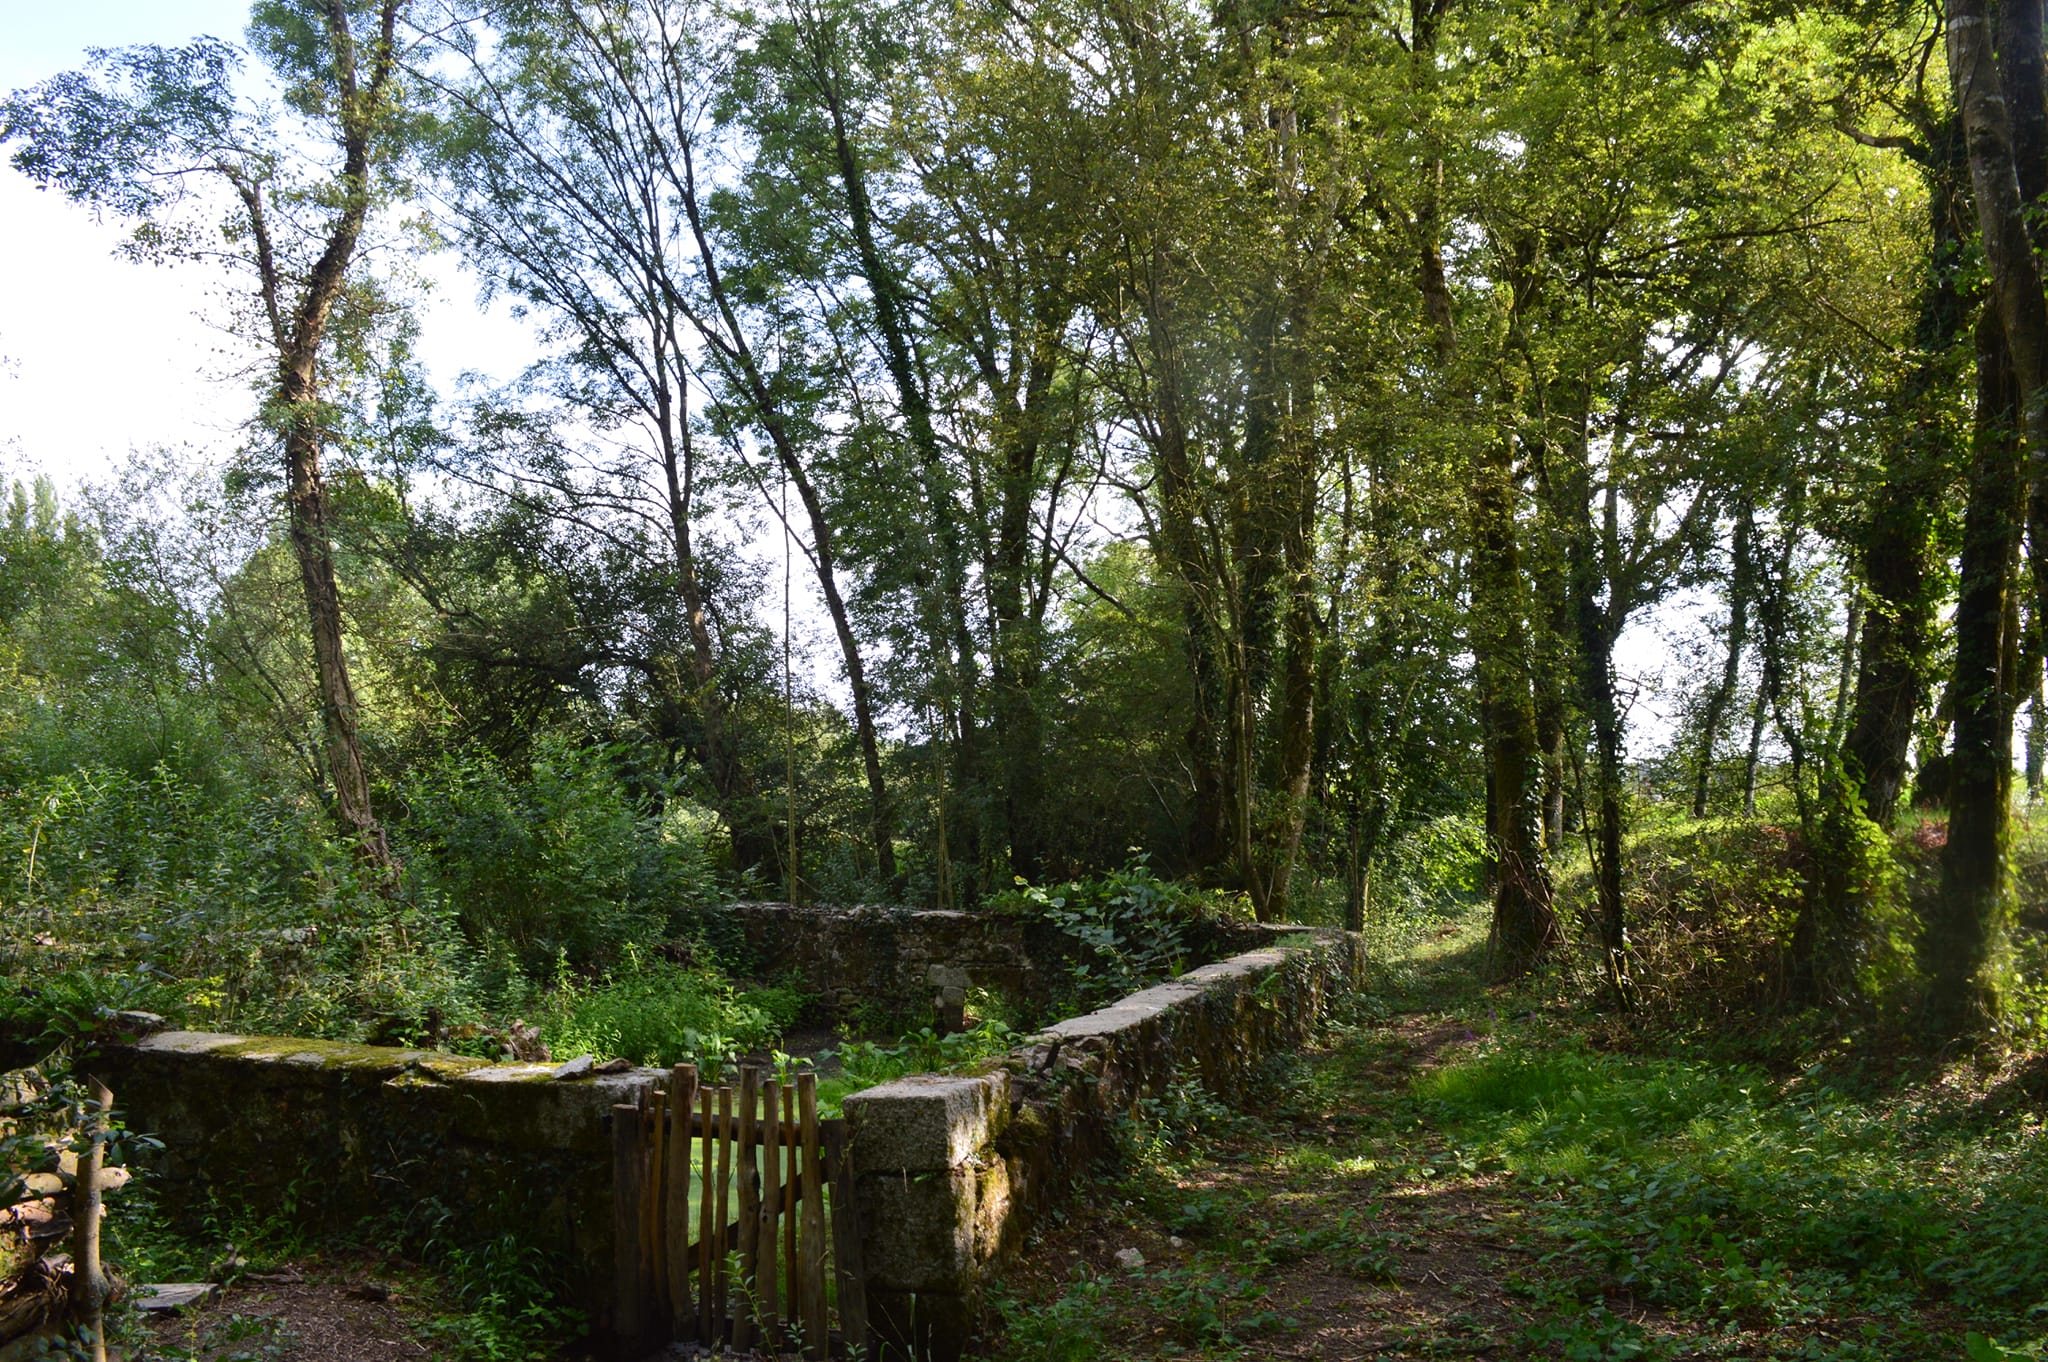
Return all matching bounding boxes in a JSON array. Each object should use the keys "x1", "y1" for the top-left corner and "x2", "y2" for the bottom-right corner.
[
  {"x1": 710, "y1": 901, "x2": 1303, "y2": 1026},
  {"x1": 62, "y1": 916, "x2": 1360, "y2": 1362},
  {"x1": 77, "y1": 1031, "x2": 658, "y2": 1339},
  {"x1": 838, "y1": 928, "x2": 1364, "y2": 1361}
]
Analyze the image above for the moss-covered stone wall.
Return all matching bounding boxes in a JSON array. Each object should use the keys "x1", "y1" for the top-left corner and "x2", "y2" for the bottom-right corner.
[
  {"x1": 77, "y1": 1032, "x2": 658, "y2": 1332},
  {"x1": 839, "y1": 928, "x2": 1365, "y2": 1361},
  {"x1": 710, "y1": 901, "x2": 1305, "y2": 1026}
]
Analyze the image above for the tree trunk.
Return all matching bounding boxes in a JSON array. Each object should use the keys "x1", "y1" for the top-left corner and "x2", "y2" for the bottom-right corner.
[
  {"x1": 1830, "y1": 595, "x2": 1864, "y2": 753},
  {"x1": 1932, "y1": 310, "x2": 2026, "y2": 1035},
  {"x1": 991, "y1": 410, "x2": 1049, "y2": 881},
  {"x1": 676, "y1": 143, "x2": 898, "y2": 884},
  {"x1": 1743, "y1": 679, "x2": 1769, "y2": 815},
  {"x1": 1551, "y1": 380, "x2": 1631, "y2": 1006},
  {"x1": 658, "y1": 390, "x2": 774, "y2": 878},
  {"x1": 810, "y1": 38, "x2": 984, "y2": 875},
  {"x1": 1936, "y1": 0, "x2": 2048, "y2": 1035},
  {"x1": 1142, "y1": 273, "x2": 1230, "y2": 873},
  {"x1": 1414, "y1": 207, "x2": 1555, "y2": 970},
  {"x1": 1693, "y1": 500, "x2": 1754, "y2": 817},
  {"x1": 974, "y1": 323, "x2": 1068, "y2": 885},
  {"x1": 1473, "y1": 434, "x2": 1559, "y2": 973},
  {"x1": 1262, "y1": 280, "x2": 1323, "y2": 920},
  {"x1": 283, "y1": 370, "x2": 394, "y2": 873},
  {"x1": 68, "y1": 1079, "x2": 111, "y2": 1362},
  {"x1": 263, "y1": 2, "x2": 405, "y2": 878},
  {"x1": 1844, "y1": 116, "x2": 1967, "y2": 828},
  {"x1": 1587, "y1": 653, "x2": 1629, "y2": 1006},
  {"x1": 1532, "y1": 533, "x2": 1572, "y2": 849}
]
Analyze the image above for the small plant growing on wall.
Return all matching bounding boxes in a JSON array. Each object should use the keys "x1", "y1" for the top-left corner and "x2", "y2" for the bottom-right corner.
[{"x1": 1001, "y1": 857, "x2": 1201, "y2": 1009}]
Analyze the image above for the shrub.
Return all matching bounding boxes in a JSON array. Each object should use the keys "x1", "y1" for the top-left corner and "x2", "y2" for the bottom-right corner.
[
  {"x1": 1552, "y1": 811, "x2": 1807, "y2": 1020},
  {"x1": 397, "y1": 733, "x2": 722, "y2": 975},
  {"x1": 997, "y1": 857, "x2": 1201, "y2": 1010},
  {"x1": 531, "y1": 953, "x2": 800, "y2": 1073},
  {"x1": 1371, "y1": 813, "x2": 1490, "y2": 921},
  {"x1": 826, "y1": 1018, "x2": 1017, "y2": 1091},
  {"x1": 0, "y1": 762, "x2": 480, "y2": 1043}
]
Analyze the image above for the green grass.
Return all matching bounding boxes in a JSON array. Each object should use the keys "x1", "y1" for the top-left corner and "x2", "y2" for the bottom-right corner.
[
  {"x1": 529, "y1": 954, "x2": 805, "y2": 1070},
  {"x1": 1412, "y1": 1036, "x2": 2048, "y2": 1349},
  {"x1": 987, "y1": 861, "x2": 2048, "y2": 1362}
]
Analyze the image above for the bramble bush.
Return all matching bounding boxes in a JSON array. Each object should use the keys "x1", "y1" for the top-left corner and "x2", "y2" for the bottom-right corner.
[
  {"x1": 399, "y1": 732, "x2": 723, "y2": 976},
  {"x1": 0, "y1": 732, "x2": 732, "y2": 1049},
  {"x1": 0, "y1": 761, "x2": 476, "y2": 1041}
]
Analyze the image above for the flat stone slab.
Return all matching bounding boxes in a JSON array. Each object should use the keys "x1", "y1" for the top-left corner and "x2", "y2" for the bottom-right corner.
[
  {"x1": 845, "y1": 1071, "x2": 1008, "y2": 1171},
  {"x1": 135, "y1": 1282, "x2": 218, "y2": 1312}
]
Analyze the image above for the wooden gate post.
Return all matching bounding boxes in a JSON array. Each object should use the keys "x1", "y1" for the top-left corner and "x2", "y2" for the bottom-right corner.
[{"x1": 664, "y1": 1064, "x2": 698, "y2": 1336}]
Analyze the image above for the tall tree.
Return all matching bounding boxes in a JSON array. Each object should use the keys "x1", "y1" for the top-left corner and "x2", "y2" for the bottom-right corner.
[
  {"x1": 426, "y1": 0, "x2": 901, "y2": 882},
  {"x1": 426, "y1": 5, "x2": 779, "y2": 875},
  {"x1": 4, "y1": 2, "x2": 414, "y2": 872},
  {"x1": 1840, "y1": 113, "x2": 1968, "y2": 829},
  {"x1": 1936, "y1": 0, "x2": 2048, "y2": 1033}
]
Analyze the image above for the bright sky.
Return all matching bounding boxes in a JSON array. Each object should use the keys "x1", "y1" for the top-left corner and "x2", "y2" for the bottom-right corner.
[{"x1": 0, "y1": 2, "x2": 538, "y2": 489}]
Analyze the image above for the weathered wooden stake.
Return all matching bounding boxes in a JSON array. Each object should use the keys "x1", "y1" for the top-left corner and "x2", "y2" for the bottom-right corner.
[
  {"x1": 759, "y1": 1075, "x2": 782, "y2": 1345},
  {"x1": 797, "y1": 1072, "x2": 829, "y2": 1360},
  {"x1": 782, "y1": 1080, "x2": 798, "y2": 1324},
  {"x1": 666, "y1": 1064, "x2": 698, "y2": 1336},
  {"x1": 714, "y1": 1083, "x2": 732, "y2": 1335},
  {"x1": 69, "y1": 1079, "x2": 110, "y2": 1362},
  {"x1": 696, "y1": 1080, "x2": 714, "y2": 1342},
  {"x1": 825, "y1": 1122, "x2": 868, "y2": 1354},
  {"x1": 732, "y1": 1067, "x2": 760, "y2": 1352},
  {"x1": 645, "y1": 1088, "x2": 667, "y2": 1327}
]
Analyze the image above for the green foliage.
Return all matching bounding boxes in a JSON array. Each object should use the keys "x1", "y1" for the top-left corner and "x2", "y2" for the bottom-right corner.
[
  {"x1": 990, "y1": 1273, "x2": 1114, "y2": 1362},
  {"x1": 1364, "y1": 813, "x2": 1491, "y2": 925},
  {"x1": 1123, "y1": 1078, "x2": 1261, "y2": 1157},
  {"x1": 400, "y1": 734, "x2": 722, "y2": 975},
  {"x1": 0, "y1": 762, "x2": 478, "y2": 1042},
  {"x1": 1000, "y1": 857, "x2": 1200, "y2": 1009},
  {"x1": 826, "y1": 1017, "x2": 1017, "y2": 1090},
  {"x1": 0, "y1": 708, "x2": 732, "y2": 1048},
  {"x1": 411, "y1": 1230, "x2": 585, "y2": 1362},
  {"x1": 531, "y1": 952, "x2": 802, "y2": 1072},
  {"x1": 1416, "y1": 1040, "x2": 2048, "y2": 1343},
  {"x1": 1552, "y1": 808, "x2": 1813, "y2": 1018}
]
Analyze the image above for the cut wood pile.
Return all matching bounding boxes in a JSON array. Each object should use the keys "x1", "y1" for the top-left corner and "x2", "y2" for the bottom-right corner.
[{"x1": 1, "y1": 1067, "x2": 122, "y2": 1361}]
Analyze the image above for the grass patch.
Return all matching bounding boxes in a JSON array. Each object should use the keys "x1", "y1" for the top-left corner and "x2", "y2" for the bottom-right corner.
[
  {"x1": 1414, "y1": 1033, "x2": 2048, "y2": 1349},
  {"x1": 985, "y1": 883, "x2": 2048, "y2": 1362},
  {"x1": 529, "y1": 951, "x2": 804, "y2": 1072}
]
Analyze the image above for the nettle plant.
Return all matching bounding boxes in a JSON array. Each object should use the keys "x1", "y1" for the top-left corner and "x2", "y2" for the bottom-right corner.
[{"x1": 1009, "y1": 858, "x2": 1198, "y2": 1010}]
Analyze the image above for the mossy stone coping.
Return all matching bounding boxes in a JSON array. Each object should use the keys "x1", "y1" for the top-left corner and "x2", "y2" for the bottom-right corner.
[{"x1": 76, "y1": 1027, "x2": 663, "y2": 1344}]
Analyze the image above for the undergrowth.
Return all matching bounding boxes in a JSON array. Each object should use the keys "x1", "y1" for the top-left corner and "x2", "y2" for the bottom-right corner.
[
  {"x1": 1414, "y1": 1039, "x2": 2048, "y2": 1354},
  {"x1": 104, "y1": 1180, "x2": 582, "y2": 1361},
  {"x1": 528, "y1": 948, "x2": 803, "y2": 1072}
]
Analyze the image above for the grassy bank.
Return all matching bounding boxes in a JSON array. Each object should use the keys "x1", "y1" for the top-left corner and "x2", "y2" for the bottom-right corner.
[{"x1": 988, "y1": 867, "x2": 2048, "y2": 1361}]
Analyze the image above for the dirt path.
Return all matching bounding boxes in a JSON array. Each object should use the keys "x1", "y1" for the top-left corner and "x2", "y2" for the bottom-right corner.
[
  {"x1": 135, "y1": 1262, "x2": 440, "y2": 1362},
  {"x1": 977, "y1": 1007, "x2": 1577, "y2": 1361},
  {"x1": 974, "y1": 920, "x2": 1998, "y2": 1362}
]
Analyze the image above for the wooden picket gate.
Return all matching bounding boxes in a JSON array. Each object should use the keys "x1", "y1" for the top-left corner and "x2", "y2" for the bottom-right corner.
[{"x1": 611, "y1": 1064, "x2": 866, "y2": 1358}]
